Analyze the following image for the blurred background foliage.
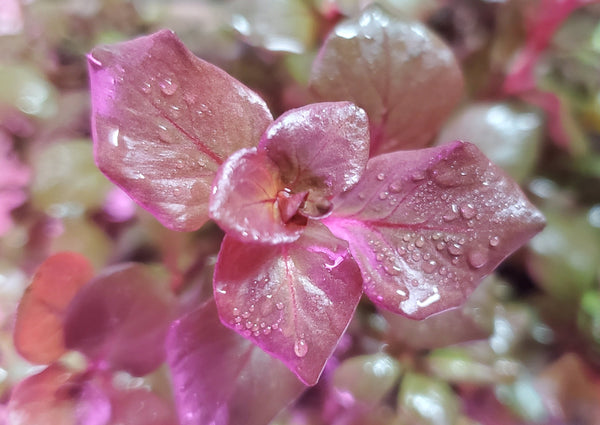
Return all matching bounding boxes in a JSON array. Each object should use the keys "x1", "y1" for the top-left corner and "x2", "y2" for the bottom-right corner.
[{"x1": 1, "y1": 0, "x2": 599, "y2": 424}]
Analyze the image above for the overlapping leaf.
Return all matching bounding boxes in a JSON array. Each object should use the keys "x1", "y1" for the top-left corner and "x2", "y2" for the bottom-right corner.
[
  {"x1": 310, "y1": 5, "x2": 463, "y2": 155},
  {"x1": 88, "y1": 29, "x2": 273, "y2": 231},
  {"x1": 167, "y1": 301, "x2": 306, "y2": 425},
  {"x1": 210, "y1": 102, "x2": 370, "y2": 243},
  {"x1": 213, "y1": 223, "x2": 363, "y2": 385},
  {"x1": 63, "y1": 263, "x2": 175, "y2": 376},
  {"x1": 324, "y1": 141, "x2": 545, "y2": 319},
  {"x1": 14, "y1": 252, "x2": 94, "y2": 364},
  {"x1": 259, "y1": 102, "x2": 369, "y2": 217}
]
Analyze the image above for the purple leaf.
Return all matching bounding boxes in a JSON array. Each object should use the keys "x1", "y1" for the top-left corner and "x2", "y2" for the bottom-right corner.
[
  {"x1": 213, "y1": 223, "x2": 363, "y2": 385},
  {"x1": 309, "y1": 5, "x2": 463, "y2": 155},
  {"x1": 166, "y1": 301, "x2": 306, "y2": 425},
  {"x1": 6, "y1": 364, "x2": 80, "y2": 425},
  {"x1": 89, "y1": 29, "x2": 273, "y2": 231},
  {"x1": 209, "y1": 147, "x2": 305, "y2": 245},
  {"x1": 324, "y1": 141, "x2": 545, "y2": 319},
  {"x1": 64, "y1": 263, "x2": 175, "y2": 376},
  {"x1": 259, "y1": 102, "x2": 370, "y2": 218}
]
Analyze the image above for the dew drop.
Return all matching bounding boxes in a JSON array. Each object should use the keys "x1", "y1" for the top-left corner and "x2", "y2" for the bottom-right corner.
[
  {"x1": 160, "y1": 77, "x2": 178, "y2": 95},
  {"x1": 489, "y1": 236, "x2": 500, "y2": 247},
  {"x1": 422, "y1": 260, "x2": 437, "y2": 274},
  {"x1": 411, "y1": 171, "x2": 426, "y2": 182},
  {"x1": 376, "y1": 253, "x2": 384, "y2": 262},
  {"x1": 141, "y1": 81, "x2": 151, "y2": 93},
  {"x1": 245, "y1": 321, "x2": 253, "y2": 329},
  {"x1": 276, "y1": 302, "x2": 284, "y2": 310},
  {"x1": 263, "y1": 327, "x2": 272, "y2": 335},
  {"x1": 415, "y1": 236, "x2": 425, "y2": 248},
  {"x1": 448, "y1": 243, "x2": 462, "y2": 256},
  {"x1": 232, "y1": 308, "x2": 240, "y2": 317},
  {"x1": 460, "y1": 204, "x2": 476, "y2": 219},
  {"x1": 241, "y1": 311, "x2": 250, "y2": 319},
  {"x1": 376, "y1": 173, "x2": 385, "y2": 181},
  {"x1": 294, "y1": 339, "x2": 308, "y2": 357},
  {"x1": 378, "y1": 192, "x2": 388, "y2": 200},
  {"x1": 468, "y1": 250, "x2": 487, "y2": 269},
  {"x1": 389, "y1": 182, "x2": 402, "y2": 193}
]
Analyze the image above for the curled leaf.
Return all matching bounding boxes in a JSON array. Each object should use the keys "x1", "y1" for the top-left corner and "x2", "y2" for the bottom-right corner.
[
  {"x1": 167, "y1": 301, "x2": 306, "y2": 425},
  {"x1": 89, "y1": 29, "x2": 273, "y2": 231},
  {"x1": 259, "y1": 102, "x2": 370, "y2": 217},
  {"x1": 324, "y1": 141, "x2": 545, "y2": 319},
  {"x1": 209, "y1": 147, "x2": 305, "y2": 245},
  {"x1": 14, "y1": 252, "x2": 94, "y2": 364},
  {"x1": 310, "y1": 5, "x2": 463, "y2": 155},
  {"x1": 64, "y1": 263, "x2": 175, "y2": 376},
  {"x1": 214, "y1": 223, "x2": 363, "y2": 385}
]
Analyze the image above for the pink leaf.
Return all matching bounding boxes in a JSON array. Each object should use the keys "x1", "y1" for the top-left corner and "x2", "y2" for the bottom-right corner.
[
  {"x1": 213, "y1": 223, "x2": 363, "y2": 385},
  {"x1": 259, "y1": 102, "x2": 370, "y2": 217},
  {"x1": 63, "y1": 263, "x2": 175, "y2": 376},
  {"x1": 309, "y1": 5, "x2": 463, "y2": 155},
  {"x1": 209, "y1": 147, "x2": 305, "y2": 245},
  {"x1": 14, "y1": 252, "x2": 94, "y2": 364},
  {"x1": 6, "y1": 364, "x2": 80, "y2": 425},
  {"x1": 324, "y1": 141, "x2": 545, "y2": 319},
  {"x1": 166, "y1": 301, "x2": 306, "y2": 425},
  {"x1": 89, "y1": 29, "x2": 273, "y2": 231}
]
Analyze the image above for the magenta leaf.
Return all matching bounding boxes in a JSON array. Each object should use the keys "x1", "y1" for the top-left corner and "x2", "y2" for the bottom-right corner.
[
  {"x1": 259, "y1": 102, "x2": 370, "y2": 218},
  {"x1": 209, "y1": 147, "x2": 305, "y2": 245},
  {"x1": 166, "y1": 301, "x2": 306, "y2": 425},
  {"x1": 89, "y1": 29, "x2": 273, "y2": 231},
  {"x1": 309, "y1": 5, "x2": 463, "y2": 155},
  {"x1": 6, "y1": 365, "x2": 79, "y2": 425},
  {"x1": 213, "y1": 223, "x2": 363, "y2": 385},
  {"x1": 63, "y1": 263, "x2": 175, "y2": 376},
  {"x1": 324, "y1": 141, "x2": 545, "y2": 319}
]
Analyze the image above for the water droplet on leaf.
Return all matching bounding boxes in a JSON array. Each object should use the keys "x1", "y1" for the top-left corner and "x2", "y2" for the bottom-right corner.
[{"x1": 294, "y1": 339, "x2": 308, "y2": 357}]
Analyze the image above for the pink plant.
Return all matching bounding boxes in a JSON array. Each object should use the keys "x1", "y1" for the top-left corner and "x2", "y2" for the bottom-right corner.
[{"x1": 88, "y1": 28, "x2": 544, "y2": 388}]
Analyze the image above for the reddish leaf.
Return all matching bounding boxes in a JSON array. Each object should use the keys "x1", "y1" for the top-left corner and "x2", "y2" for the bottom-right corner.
[
  {"x1": 6, "y1": 364, "x2": 81, "y2": 425},
  {"x1": 324, "y1": 141, "x2": 545, "y2": 319},
  {"x1": 309, "y1": 5, "x2": 463, "y2": 155},
  {"x1": 213, "y1": 223, "x2": 363, "y2": 385},
  {"x1": 63, "y1": 263, "x2": 175, "y2": 376},
  {"x1": 259, "y1": 102, "x2": 370, "y2": 217},
  {"x1": 89, "y1": 29, "x2": 273, "y2": 231},
  {"x1": 14, "y1": 252, "x2": 94, "y2": 364},
  {"x1": 209, "y1": 147, "x2": 305, "y2": 245},
  {"x1": 166, "y1": 301, "x2": 306, "y2": 425}
]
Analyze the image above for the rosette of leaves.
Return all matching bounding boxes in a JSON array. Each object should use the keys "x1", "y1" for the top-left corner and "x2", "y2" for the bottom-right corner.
[
  {"x1": 9, "y1": 252, "x2": 177, "y2": 425},
  {"x1": 87, "y1": 7, "x2": 544, "y2": 424}
]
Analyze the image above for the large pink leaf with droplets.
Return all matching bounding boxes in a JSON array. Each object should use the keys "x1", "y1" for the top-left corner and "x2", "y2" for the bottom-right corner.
[
  {"x1": 213, "y1": 223, "x2": 363, "y2": 385},
  {"x1": 89, "y1": 29, "x2": 273, "y2": 231},
  {"x1": 209, "y1": 147, "x2": 305, "y2": 245},
  {"x1": 166, "y1": 301, "x2": 306, "y2": 425},
  {"x1": 259, "y1": 102, "x2": 369, "y2": 217},
  {"x1": 14, "y1": 252, "x2": 94, "y2": 364},
  {"x1": 309, "y1": 5, "x2": 463, "y2": 155},
  {"x1": 324, "y1": 141, "x2": 545, "y2": 319},
  {"x1": 63, "y1": 263, "x2": 175, "y2": 376}
]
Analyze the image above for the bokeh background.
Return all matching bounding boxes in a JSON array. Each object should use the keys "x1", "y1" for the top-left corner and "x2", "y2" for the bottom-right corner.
[{"x1": 1, "y1": 1, "x2": 600, "y2": 424}]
